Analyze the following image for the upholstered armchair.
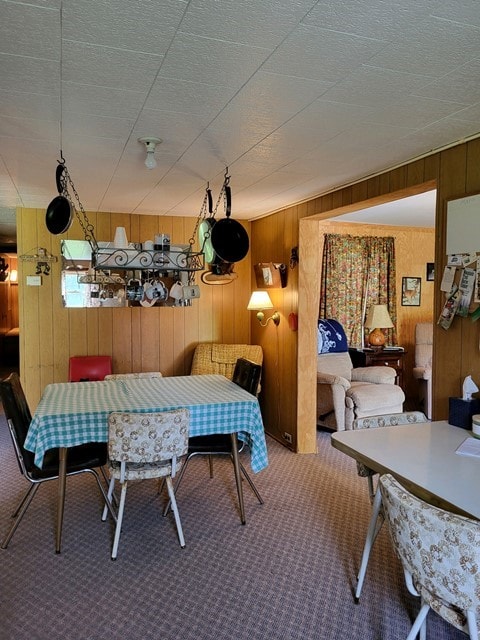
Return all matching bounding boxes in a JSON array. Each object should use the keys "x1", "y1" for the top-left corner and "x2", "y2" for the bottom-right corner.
[
  {"x1": 317, "y1": 320, "x2": 405, "y2": 431},
  {"x1": 190, "y1": 343, "x2": 263, "y2": 382},
  {"x1": 412, "y1": 322, "x2": 433, "y2": 419}
]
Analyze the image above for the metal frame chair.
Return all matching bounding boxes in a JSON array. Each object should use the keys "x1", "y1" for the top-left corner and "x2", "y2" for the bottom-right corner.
[
  {"x1": 104, "y1": 372, "x2": 162, "y2": 380},
  {"x1": 380, "y1": 473, "x2": 480, "y2": 640},
  {"x1": 102, "y1": 409, "x2": 189, "y2": 559},
  {"x1": 353, "y1": 411, "x2": 428, "y2": 603},
  {"x1": 0, "y1": 372, "x2": 116, "y2": 550},
  {"x1": 163, "y1": 357, "x2": 264, "y2": 519},
  {"x1": 68, "y1": 355, "x2": 112, "y2": 382}
]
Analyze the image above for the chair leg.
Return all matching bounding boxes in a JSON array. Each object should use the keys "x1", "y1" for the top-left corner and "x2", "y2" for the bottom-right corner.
[
  {"x1": 111, "y1": 481, "x2": 128, "y2": 560},
  {"x1": 100, "y1": 466, "x2": 118, "y2": 508},
  {"x1": 1, "y1": 483, "x2": 40, "y2": 549},
  {"x1": 467, "y1": 610, "x2": 478, "y2": 640},
  {"x1": 208, "y1": 455, "x2": 214, "y2": 478},
  {"x1": 406, "y1": 603, "x2": 430, "y2": 640},
  {"x1": 162, "y1": 457, "x2": 191, "y2": 516},
  {"x1": 102, "y1": 476, "x2": 116, "y2": 522},
  {"x1": 238, "y1": 461, "x2": 263, "y2": 504},
  {"x1": 367, "y1": 475, "x2": 376, "y2": 503},
  {"x1": 355, "y1": 487, "x2": 384, "y2": 603},
  {"x1": 165, "y1": 475, "x2": 185, "y2": 548}
]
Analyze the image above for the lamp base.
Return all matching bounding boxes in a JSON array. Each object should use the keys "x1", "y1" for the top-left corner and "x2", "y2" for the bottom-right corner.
[{"x1": 367, "y1": 328, "x2": 386, "y2": 349}]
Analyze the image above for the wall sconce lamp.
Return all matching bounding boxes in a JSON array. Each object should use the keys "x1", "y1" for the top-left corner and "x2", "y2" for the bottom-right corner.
[
  {"x1": 138, "y1": 137, "x2": 162, "y2": 170},
  {"x1": 247, "y1": 291, "x2": 280, "y2": 326},
  {"x1": 9, "y1": 269, "x2": 18, "y2": 283},
  {"x1": 364, "y1": 304, "x2": 393, "y2": 349}
]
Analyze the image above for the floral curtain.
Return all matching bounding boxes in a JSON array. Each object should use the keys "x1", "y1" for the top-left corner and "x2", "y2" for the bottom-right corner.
[{"x1": 319, "y1": 234, "x2": 397, "y2": 347}]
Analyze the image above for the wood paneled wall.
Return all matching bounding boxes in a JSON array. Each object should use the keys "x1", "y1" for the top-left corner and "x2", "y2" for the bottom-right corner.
[
  {"x1": 293, "y1": 138, "x2": 480, "y2": 452},
  {"x1": 15, "y1": 137, "x2": 480, "y2": 453},
  {"x1": 249, "y1": 205, "x2": 434, "y2": 451},
  {"x1": 17, "y1": 209, "x2": 252, "y2": 410}
]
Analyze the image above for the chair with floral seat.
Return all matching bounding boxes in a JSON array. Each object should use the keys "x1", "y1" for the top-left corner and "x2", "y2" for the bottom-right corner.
[
  {"x1": 104, "y1": 372, "x2": 162, "y2": 380},
  {"x1": 380, "y1": 473, "x2": 480, "y2": 640},
  {"x1": 354, "y1": 411, "x2": 428, "y2": 502},
  {"x1": 352, "y1": 411, "x2": 428, "y2": 603},
  {"x1": 102, "y1": 409, "x2": 189, "y2": 560}
]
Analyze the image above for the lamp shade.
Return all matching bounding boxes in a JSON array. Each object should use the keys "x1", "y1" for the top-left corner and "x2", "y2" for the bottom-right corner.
[
  {"x1": 247, "y1": 291, "x2": 274, "y2": 311},
  {"x1": 365, "y1": 304, "x2": 393, "y2": 329}
]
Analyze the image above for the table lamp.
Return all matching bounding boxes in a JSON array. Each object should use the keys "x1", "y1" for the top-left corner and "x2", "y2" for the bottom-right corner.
[{"x1": 364, "y1": 304, "x2": 393, "y2": 349}]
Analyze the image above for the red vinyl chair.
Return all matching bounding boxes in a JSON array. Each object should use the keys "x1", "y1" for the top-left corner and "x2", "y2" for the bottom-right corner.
[{"x1": 68, "y1": 356, "x2": 112, "y2": 382}]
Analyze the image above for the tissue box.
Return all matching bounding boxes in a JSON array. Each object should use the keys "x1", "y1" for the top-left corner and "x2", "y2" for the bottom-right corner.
[{"x1": 448, "y1": 397, "x2": 480, "y2": 429}]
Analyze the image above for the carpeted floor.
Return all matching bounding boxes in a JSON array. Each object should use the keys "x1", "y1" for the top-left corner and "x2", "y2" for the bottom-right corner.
[{"x1": 0, "y1": 412, "x2": 465, "y2": 640}]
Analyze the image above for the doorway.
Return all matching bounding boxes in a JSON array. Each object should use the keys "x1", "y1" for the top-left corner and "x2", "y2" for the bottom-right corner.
[{"x1": 297, "y1": 183, "x2": 437, "y2": 452}]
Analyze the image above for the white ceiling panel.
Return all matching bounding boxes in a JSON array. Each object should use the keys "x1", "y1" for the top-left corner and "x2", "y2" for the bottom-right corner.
[
  {"x1": 302, "y1": 0, "x2": 432, "y2": 41},
  {"x1": 262, "y1": 25, "x2": 387, "y2": 82},
  {"x1": 63, "y1": 0, "x2": 187, "y2": 54},
  {"x1": 159, "y1": 32, "x2": 271, "y2": 87},
  {"x1": 179, "y1": 0, "x2": 318, "y2": 48},
  {"x1": 0, "y1": 0, "x2": 479, "y2": 247}
]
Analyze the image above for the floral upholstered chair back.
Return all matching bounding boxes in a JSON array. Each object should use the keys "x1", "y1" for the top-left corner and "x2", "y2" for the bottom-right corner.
[
  {"x1": 108, "y1": 409, "x2": 189, "y2": 481},
  {"x1": 105, "y1": 372, "x2": 163, "y2": 380},
  {"x1": 353, "y1": 412, "x2": 428, "y2": 482},
  {"x1": 379, "y1": 473, "x2": 480, "y2": 637}
]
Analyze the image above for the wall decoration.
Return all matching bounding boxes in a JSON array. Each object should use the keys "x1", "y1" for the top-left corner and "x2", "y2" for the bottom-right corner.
[
  {"x1": 426, "y1": 263, "x2": 434, "y2": 281},
  {"x1": 254, "y1": 262, "x2": 287, "y2": 288},
  {"x1": 401, "y1": 277, "x2": 421, "y2": 306}
]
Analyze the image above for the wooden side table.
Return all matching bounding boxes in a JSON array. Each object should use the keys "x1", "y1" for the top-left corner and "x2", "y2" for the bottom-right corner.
[{"x1": 349, "y1": 348, "x2": 406, "y2": 390}]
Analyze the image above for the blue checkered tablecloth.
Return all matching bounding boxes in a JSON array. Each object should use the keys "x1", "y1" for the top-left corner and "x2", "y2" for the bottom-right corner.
[{"x1": 25, "y1": 374, "x2": 268, "y2": 473}]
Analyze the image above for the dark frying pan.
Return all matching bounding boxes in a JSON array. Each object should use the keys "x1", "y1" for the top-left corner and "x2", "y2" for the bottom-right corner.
[
  {"x1": 45, "y1": 164, "x2": 74, "y2": 235},
  {"x1": 209, "y1": 185, "x2": 249, "y2": 263}
]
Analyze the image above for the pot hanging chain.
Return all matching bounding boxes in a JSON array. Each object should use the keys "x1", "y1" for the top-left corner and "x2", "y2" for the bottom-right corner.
[
  {"x1": 189, "y1": 182, "x2": 212, "y2": 249},
  {"x1": 212, "y1": 167, "x2": 231, "y2": 219},
  {"x1": 59, "y1": 153, "x2": 98, "y2": 252}
]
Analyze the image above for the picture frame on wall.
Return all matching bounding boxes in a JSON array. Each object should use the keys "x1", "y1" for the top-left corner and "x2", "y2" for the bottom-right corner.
[
  {"x1": 426, "y1": 263, "x2": 434, "y2": 281},
  {"x1": 402, "y1": 277, "x2": 421, "y2": 306}
]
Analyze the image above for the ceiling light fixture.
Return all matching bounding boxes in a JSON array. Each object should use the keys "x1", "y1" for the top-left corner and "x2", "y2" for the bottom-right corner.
[{"x1": 138, "y1": 137, "x2": 162, "y2": 170}]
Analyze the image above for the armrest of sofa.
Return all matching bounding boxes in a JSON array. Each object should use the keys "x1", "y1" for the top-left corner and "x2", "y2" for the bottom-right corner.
[
  {"x1": 352, "y1": 366, "x2": 396, "y2": 384},
  {"x1": 413, "y1": 366, "x2": 432, "y2": 381},
  {"x1": 317, "y1": 371, "x2": 351, "y2": 391}
]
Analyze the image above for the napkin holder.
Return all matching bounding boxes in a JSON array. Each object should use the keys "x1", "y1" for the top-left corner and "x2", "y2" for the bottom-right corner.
[{"x1": 448, "y1": 397, "x2": 480, "y2": 429}]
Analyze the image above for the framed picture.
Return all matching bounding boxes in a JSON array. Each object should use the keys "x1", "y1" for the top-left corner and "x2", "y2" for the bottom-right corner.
[
  {"x1": 426, "y1": 263, "x2": 434, "y2": 281},
  {"x1": 402, "y1": 277, "x2": 421, "y2": 306}
]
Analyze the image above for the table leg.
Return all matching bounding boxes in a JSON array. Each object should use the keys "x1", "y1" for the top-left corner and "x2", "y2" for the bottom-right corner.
[
  {"x1": 55, "y1": 447, "x2": 67, "y2": 553},
  {"x1": 230, "y1": 433, "x2": 246, "y2": 525}
]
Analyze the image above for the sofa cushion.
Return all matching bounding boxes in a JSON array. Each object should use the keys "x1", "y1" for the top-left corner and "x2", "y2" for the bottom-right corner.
[
  {"x1": 346, "y1": 383, "x2": 405, "y2": 411},
  {"x1": 317, "y1": 352, "x2": 353, "y2": 381}
]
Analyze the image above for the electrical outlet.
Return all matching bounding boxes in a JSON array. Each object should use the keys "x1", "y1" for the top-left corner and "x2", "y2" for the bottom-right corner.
[{"x1": 283, "y1": 432, "x2": 292, "y2": 444}]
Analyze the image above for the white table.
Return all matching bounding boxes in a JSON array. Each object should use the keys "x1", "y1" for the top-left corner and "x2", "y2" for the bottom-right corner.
[
  {"x1": 331, "y1": 421, "x2": 480, "y2": 601},
  {"x1": 26, "y1": 375, "x2": 268, "y2": 552}
]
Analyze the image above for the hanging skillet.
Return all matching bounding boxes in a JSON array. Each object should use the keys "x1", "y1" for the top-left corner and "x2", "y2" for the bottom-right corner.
[
  {"x1": 45, "y1": 163, "x2": 74, "y2": 235},
  {"x1": 209, "y1": 185, "x2": 249, "y2": 263}
]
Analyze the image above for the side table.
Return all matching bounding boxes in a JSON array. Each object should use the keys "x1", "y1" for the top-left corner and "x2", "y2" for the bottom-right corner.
[{"x1": 349, "y1": 348, "x2": 406, "y2": 390}]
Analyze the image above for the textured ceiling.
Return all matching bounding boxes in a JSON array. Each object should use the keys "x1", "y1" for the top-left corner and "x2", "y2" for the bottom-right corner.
[{"x1": 1, "y1": 0, "x2": 479, "y2": 245}]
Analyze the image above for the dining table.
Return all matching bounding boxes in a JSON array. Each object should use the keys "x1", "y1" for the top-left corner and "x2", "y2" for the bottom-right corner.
[
  {"x1": 331, "y1": 420, "x2": 480, "y2": 602},
  {"x1": 25, "y1": 374, "x2": 268, "y2": 552}
]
